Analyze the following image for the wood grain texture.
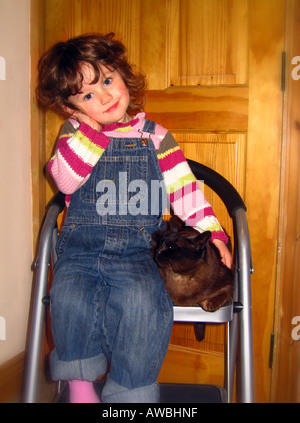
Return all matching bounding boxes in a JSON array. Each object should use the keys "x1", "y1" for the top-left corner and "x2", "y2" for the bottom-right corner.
[
  {"x1": 145, "y1": 87, "x2": 248, "y2": 131},
  {"x1": 0, "y1": 352, "x2": 24, "y2": 403},
  {"x1": 171, "y1": 0, "x2": 248, "y2": 86},
  {"x1": 246, "y1": 0, "x2": 285, "y2": 401}
]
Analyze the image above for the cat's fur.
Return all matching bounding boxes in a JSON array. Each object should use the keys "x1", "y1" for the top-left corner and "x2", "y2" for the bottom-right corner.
[{"x1": 151, "y1": 216, "x2": 234, "y2": 312}]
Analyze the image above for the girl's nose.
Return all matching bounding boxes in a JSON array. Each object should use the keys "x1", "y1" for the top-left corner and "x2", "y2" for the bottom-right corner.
[{"x1": 100, "y1": 90, "x2": 113, "y2": 105}]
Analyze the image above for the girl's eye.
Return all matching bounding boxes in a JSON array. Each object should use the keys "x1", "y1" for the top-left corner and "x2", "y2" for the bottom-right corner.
[
  {"x1": 84, "y1": 93, "x2": 93, "y2": 101},
  {"x1": 103, "y1": 78, "x2": 112, "y2": 87}
]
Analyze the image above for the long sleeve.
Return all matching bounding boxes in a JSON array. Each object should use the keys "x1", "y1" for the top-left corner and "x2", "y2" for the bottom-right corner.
[
  {"x1": 48, "y1": 119, "x2": 111, "y2": 195},
  {"x1": 156, "y1": 132, "x2": 228, "y2": 244}
]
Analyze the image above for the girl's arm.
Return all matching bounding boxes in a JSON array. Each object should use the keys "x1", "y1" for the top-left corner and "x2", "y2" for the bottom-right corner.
[{"x1": 48, "y1": 119, "x2": 111, "y2": 195}]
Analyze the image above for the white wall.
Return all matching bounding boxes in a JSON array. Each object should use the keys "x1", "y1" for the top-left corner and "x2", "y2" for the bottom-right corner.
[{"x1": 0, "y1": 0, "x2": 32, "y2": 365}]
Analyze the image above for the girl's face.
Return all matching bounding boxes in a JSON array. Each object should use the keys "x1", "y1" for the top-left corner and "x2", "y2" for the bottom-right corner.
[{"x1": 68, "y1": 64, "x2": 131, "y2": 125}]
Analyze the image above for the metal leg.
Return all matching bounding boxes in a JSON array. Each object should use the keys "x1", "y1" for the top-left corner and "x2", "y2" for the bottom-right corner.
[
  {"x1": 235, "y1": 209, "x2": 254, "y2": 403},
  {"x1": 22, "y1": 205, "x2": 61, "y2": 403},
  {"x1": 226, "y1": 313, "x2": 239, "y2": 402},
  {"x1": 226, "y1": 254, "x2": 240, "y2": 403}
]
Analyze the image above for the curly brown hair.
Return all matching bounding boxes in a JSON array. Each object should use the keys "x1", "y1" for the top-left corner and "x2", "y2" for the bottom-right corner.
[{"x1": 37, "y1": 33, "x2": 147, "y2": 118}]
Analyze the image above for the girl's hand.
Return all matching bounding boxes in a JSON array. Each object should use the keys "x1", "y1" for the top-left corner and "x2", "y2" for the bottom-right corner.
[
  {"x1": 212, "y1": 239, "x2": 233, "y2": 269},
  {"x1": 71, "y1": 110, "x2": 102, "y2": 132}
]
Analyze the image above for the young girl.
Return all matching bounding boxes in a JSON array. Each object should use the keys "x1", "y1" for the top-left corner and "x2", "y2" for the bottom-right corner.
[{"x1": 38, "y1": 33, "x2": 232, "y2": 403}]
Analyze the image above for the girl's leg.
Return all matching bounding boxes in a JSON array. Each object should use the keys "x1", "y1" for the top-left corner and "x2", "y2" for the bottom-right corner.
[
  {"x1": 101, "y1": 376, "x2": 160, "y2": 403},
  {"x1": 100, "y1": 253, "x2": 173, "y2": 403},
  {"x1": 50, "y1": 254, "x2": 108, "y2": 393}
]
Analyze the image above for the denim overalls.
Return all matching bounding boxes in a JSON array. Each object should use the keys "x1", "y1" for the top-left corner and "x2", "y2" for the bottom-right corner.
[{"x1": 50, "y1": 120, "x2": 173, "y2": 402}]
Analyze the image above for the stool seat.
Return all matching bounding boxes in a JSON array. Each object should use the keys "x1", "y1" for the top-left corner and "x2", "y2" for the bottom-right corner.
[{"x1": 174, "y1": 300, "x2": 233, "y2": 323}]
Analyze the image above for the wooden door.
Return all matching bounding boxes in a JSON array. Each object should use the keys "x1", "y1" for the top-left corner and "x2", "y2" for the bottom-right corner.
[{"x1": 32, "y1": 0, "x2": 287, "y2": 402}]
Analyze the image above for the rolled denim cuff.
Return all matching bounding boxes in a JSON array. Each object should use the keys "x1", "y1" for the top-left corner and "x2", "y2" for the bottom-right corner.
[
  {"x1": 101, "y1": 375, "x2": 160, "y2": 403},
  {"x1": 50, "y1": 349, "x2": 107, "y2": 382}
]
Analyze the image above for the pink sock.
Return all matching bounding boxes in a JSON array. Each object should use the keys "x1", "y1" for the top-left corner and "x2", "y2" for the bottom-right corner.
[{"x1": 68, "y1": 380, "x2": 100, "y2": 403}]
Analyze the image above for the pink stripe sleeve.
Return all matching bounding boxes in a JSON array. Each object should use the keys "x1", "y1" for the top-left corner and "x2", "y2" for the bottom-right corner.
[
  {"x1": 158, "y1": 148, "x2": 186, "y2": 172},
  {"x1": 48, "y1": 121, "x2": 111, "y2": 195},
  {"x1": 209, "y1": 231, "x2": 229, "y2": 243},
  {"x1": 48, "y1": 151, "x2": 93, "y2": 194}
]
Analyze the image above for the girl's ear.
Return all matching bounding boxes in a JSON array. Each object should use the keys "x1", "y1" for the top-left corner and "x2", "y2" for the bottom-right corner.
[{"x1": 61, "y1": 104, "x2": 75, "y2": 116}]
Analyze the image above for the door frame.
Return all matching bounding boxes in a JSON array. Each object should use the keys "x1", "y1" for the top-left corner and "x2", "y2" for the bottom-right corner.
[{"x1": 271, "y1": 0, "x2": 300, "y2": 403}]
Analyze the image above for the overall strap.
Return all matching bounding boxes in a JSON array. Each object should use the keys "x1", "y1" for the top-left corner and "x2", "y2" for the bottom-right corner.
[{"x1": 142, "y1": 119, "x2": 156, "y2": 134}]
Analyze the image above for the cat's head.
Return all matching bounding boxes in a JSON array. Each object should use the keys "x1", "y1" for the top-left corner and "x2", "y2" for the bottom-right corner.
[{"x1": 151, "y1": 216, "x2": 212, "y2": 270}]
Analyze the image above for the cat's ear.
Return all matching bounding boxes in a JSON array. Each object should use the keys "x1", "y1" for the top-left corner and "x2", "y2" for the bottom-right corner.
[
  {"x1": 169, "y1": 216, "x2": 183, "y2": 232},
  {"x1": 201, "y1": 231, "x2": 212, "y2": 242},
  {"x1": 180, "y1": 228, "x2": 201, "y2": 241},
  {"x1": 194, "y1": 231, "x2": 211, "y2": 248}
]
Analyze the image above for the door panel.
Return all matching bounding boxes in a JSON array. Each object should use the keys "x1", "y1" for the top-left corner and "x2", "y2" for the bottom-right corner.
[{"x1": 170, "y1": 0, "x2": 248, "y2": 87}]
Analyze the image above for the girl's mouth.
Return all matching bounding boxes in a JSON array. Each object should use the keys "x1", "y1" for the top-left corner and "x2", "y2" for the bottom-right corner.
[{"x1": 105, "y1": 101, "x2": 119, "y2": 113}]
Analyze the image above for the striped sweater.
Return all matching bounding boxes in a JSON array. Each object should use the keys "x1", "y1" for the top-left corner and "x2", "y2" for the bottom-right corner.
[{"x1": 48, "y1": 113, "x2": 228, "y2": 243}]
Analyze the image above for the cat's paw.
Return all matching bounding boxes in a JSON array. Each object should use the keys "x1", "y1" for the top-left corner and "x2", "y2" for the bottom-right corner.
[
  {"x1": 200, "y1": 292, "x2": 229, "y2": 312},
  {"x1": 200, "y1": 299, "x2": 219, "y2": 312}
]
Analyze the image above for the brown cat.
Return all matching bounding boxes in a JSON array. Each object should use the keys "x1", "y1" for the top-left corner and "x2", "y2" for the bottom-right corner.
[{"x1": 151, "y1": 216, "x2": 234, "y2": 312}]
